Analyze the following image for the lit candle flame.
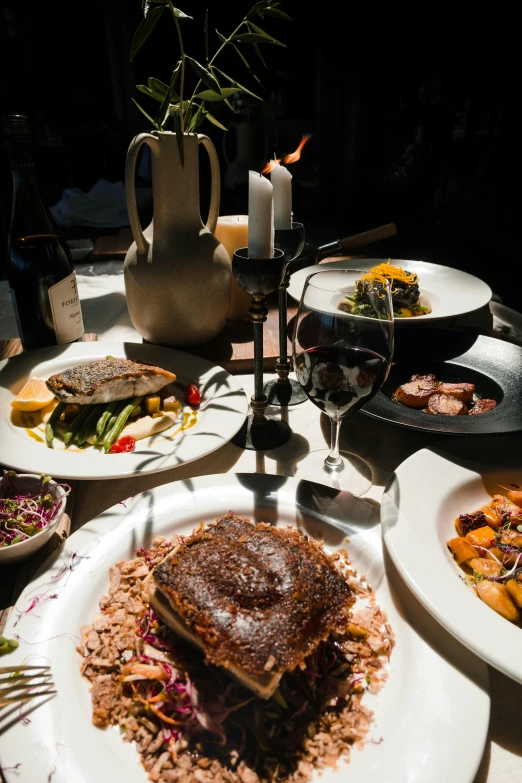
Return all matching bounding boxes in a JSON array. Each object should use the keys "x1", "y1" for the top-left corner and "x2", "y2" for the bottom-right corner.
[{"x1": 260, "y1": 134, "x2": 313, "y2": 174}]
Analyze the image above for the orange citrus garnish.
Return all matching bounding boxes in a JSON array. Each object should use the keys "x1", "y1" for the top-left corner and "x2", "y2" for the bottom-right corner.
[{"x1": 11, "y1": 376, "x2": 56, "y2": 412}]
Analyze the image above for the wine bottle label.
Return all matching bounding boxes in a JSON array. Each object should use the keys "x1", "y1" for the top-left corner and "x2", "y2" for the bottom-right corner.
[{"x1": 48, "y1": 272, "x2": 84, "y2": 343}]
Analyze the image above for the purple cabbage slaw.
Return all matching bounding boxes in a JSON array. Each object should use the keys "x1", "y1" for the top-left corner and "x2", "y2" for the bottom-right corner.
[
  {"x1": 0, "y1": 470, "x2": 70, "y2": 547},
  {"x1": 122, "y1": 591, "x2": 367, "y2": 771}
]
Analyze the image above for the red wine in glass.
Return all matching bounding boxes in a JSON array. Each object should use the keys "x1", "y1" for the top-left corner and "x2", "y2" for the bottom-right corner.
[{"x1": 294, "y1": 344, "x2": 388, "y2": 417}]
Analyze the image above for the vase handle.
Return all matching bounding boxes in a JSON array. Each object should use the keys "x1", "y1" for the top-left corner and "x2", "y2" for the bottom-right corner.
[
  {"x1": 125, "y1": 132, "x2": 158, "y2": 255},
  {"x1": 197, "y1": 134, "x2": 220, "y2": 234}
]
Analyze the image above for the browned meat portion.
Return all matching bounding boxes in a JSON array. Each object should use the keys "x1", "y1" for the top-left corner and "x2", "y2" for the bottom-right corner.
[
  {"x1": 426, "y1": 393, "x2": 468, "y2": 415},
  {"x1": 46, "y1": 358, "x2": 176, "y2": 404},
  {"x1": 395, "y1": 376, "x2": 439, "y2": 407},
  {"x1": 438, "y1": 383, "x2": 475, "y2": 404},
  {"x1": 410, "y1": 373, "x2": 438, "y2": 383},
  {"x1": 469, "y1": 399, "x2": 497, "y2": 415},
  {"x1": 153, "y1": 514, "x2": 354, "y2": 677}
]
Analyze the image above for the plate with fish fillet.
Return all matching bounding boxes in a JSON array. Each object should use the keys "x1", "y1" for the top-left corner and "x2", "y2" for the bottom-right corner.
[
  {"x1": 0, "y1": 473, "x2": 489, "y2": 783},
  {"x1": 0, "y1": 341, "x2": 248, "y2": 480}
]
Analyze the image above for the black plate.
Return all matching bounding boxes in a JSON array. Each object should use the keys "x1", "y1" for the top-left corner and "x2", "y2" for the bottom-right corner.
[{"x1": 361, "y1": 328, "x2": 522, "y2": 434}]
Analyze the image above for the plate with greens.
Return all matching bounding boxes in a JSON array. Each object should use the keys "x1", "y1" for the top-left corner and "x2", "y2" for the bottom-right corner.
[
  {"x1": 0, "y1": 341, "x2": 248, "y2": 480},
  {"x1": 288, "y1": 258, "x2": 492, "y2": 323}
]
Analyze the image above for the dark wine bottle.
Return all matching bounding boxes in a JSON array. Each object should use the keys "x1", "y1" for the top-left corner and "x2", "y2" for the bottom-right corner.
[{"x1": 2, "y1": 114, "x2": 84, "y2": 350}]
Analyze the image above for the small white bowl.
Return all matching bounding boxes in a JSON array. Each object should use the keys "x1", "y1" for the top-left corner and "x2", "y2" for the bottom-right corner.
[{"x1": 0, "y1": 473, "x2": 68, "y2": 565}]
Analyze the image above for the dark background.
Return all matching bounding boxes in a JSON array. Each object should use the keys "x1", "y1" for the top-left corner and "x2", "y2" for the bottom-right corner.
[{"x1": 0, "y1": 2, "x2": 518, "y2": 307}]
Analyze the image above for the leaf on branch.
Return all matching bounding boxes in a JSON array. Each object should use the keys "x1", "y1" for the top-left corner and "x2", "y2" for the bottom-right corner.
[
  {"x1": 131, "y1": 98, "x2": 158, "y2": 129},
  {"x1": 215, "y1": 29, "x2": 227, "y2": 46},
  {"x1": 194, "y1": 88, "x2": 240, "y2": 102},
  {"x1": 148, "y1": 77, "x2": 169, "y2": 99},
  {"x1": 232, "y1": 32, "x2": 285, "y2": 46},
  {"x1": 230, "y1": 43, "x2": 262, "y2": 84},
  {"x1": 136, "y1": 84, "x2": 163, "y2": 102},
  {"x1": 131, "y1": 6, "x2": 164, "y2": 61},
  {"x1": 170, "y1": 7, "x2": 192, "y2": 19},
  {"x1": 154, "y1": 64, "x2": 181, "y2": 130},
  {"x1": 206, "y1": 113, "x2": 228, "y2": 131},
  {"x1": 257, "y1": 6, "x2": 292, "y2": 20},
  {"x1": 245, "y1": 1, "x2": 273, "y2": 19},
  {"x1": 187, "y1": 56, "x2": 222, "y2": 93},
  {"x1": 254, "y1": 42, "x2": 267, "y2": 67},
  {"x1": 213, "y1": 66, "x2": 262, "y2": 101}
]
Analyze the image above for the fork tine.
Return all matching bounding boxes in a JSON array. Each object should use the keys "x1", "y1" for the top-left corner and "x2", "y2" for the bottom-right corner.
[
  {"x1": 0, "y1": 665, "x2": 50, "y2": 674},
  {"x1": 0, "y1": 670, "x2": 52, "y2": 685},
  {"x1": 0, "y1": 687, "x2": 56, "y2": 709},
  {"x1": 0, "y1": 675, "x2": 53, "y2": 695}
]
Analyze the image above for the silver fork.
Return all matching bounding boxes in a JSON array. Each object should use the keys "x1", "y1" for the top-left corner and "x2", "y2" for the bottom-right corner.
[{"x1": 0, "y1": 665, "x2": 55, "y2": 709}]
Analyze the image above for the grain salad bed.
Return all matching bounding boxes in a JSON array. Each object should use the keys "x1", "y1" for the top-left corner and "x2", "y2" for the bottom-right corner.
[{"x1": 78, "y1": 530, "x2": 394, "y2": 783}]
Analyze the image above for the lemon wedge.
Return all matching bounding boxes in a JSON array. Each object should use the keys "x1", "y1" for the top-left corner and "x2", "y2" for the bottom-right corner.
[{"x1": 11, "y1": 376, "x2": 56, "y2": 412}]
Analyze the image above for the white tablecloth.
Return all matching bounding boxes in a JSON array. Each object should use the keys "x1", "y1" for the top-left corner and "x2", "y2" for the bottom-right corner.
[{"x1": 2, "y1": 266, "x2": 522, "y2": 782}]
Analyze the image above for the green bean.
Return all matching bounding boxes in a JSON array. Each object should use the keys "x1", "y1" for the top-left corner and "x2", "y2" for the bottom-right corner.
[
  {"x1": 45, "y1": 401, "x2": 67, "y2": 443},
  {"x1": 63, "y1": 405, "x2": 92, "y2": 446},
  {"x1": 104, "y1": 396, "x2": 143, "y2": 453},
  {"x1": 77, "y1": 403, "x2": 105, "y2": 447},
  {"x1": 92, "y1": 401, "x2": 119, "y2": 445}
]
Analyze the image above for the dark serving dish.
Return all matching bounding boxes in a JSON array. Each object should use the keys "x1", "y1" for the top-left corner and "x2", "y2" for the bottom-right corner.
[{"x1": 361, "y1": 328, "x2": 522, "y2": 435}]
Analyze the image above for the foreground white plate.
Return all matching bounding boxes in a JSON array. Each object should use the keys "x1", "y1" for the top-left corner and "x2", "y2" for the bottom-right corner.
[
  {"x1": 0, "y1": 341, "x2": 248, "y2": 480},
  {"x1": 381, "y1": 447, "x2": 522, "y2": 684},
  {"x1": 0, "y1": 474, "x2": 489, "y2": 783},
  {"x1": 288, "y1": 258, "x2": 492, "y2": 322}
]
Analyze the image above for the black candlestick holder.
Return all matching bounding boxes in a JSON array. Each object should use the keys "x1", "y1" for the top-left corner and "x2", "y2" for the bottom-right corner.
[
  {"x1": 231, "y1": 247, "x2": 292, "y2": 450},
  {"x1": 263, "y1": 221, "x2": 307, "y2": 406}
]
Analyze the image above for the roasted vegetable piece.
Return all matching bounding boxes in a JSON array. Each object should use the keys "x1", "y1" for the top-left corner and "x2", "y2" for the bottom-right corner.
[
  {"x1": 507, "y1": 490, "x2": 522, "y2": 508},
  {"x1": 456, "y1": 511, "x2": 488, "y2": 537},
  {"x1": 480, "y1": 507, "x2": 502, "y2": 528},
  {"x1": 465, "y1": 526, "x2": 496, "y2": 548},
  {"x1": 475, "y1": 581, "x2": 520, "y2": 622},
  {"x1": 162, "y1": 395, "x2": 181, "y2": 413},
  {"x1": 447, "y1": 538, "x2": 478, "y2": 565},
  {"x1": 144, "y1": 394, "x2": 161, "y2": 415},
  {"x1": 489, "y1": 545, "x2": 522, "y2": 567},
  {"x1": 467, "y1": 557, "x2": 502, "y2": 577},
  {"x1": 506, "y1": 579, "x2": 522, "y2": 609}
]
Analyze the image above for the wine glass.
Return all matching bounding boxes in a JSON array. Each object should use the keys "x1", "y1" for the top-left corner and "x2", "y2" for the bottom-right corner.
[{"x1": 292, "y1": 268, "x2": 394, "y2": 495}]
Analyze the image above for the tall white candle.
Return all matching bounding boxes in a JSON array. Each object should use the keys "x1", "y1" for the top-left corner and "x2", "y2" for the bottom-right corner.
[
  {"x1": 248, "y1": 170, "x2": 274, "y2": 259},
  {"x1": 271, "y1": 162, "x2": 292, "y2": 230}
]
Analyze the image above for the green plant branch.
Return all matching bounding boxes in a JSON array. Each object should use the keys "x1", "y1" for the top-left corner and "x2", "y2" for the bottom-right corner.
[
  {"x1": 168, "y1": 1, "x2": 185, "y2": 134},
  {"x1": 184, "y1": 15, "x2": 249, "y2": 126}
]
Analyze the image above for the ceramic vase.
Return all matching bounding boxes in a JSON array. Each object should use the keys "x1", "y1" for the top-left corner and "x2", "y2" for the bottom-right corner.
[{"x1": 124, "y1": 131, "x2": 231, "y2": 347}]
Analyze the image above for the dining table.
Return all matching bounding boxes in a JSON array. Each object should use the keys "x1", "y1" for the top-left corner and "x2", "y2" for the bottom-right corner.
[{"x1": 0, "y1": 257, "x2": 521, "y2": 783}]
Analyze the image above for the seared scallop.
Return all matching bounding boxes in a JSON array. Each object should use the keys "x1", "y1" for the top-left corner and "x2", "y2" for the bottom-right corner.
[
  {"x1": 410, "y1": 373, "x2": 438, "y2": 384},
  {"x1": 426, "y1": 393, "x2": 468, "y2": 415},
  {"x1": 469, "y1": 399, "x2": 497, "y2": 415},
  {"x1": 438, "y1": 383, "x2": 475, "y2": 403},
  {"x1": 395, "y1": 377, "x2": 439, "y2": 408}
]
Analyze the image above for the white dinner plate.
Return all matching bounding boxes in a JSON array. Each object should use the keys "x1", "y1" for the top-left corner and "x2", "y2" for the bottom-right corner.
[
  {"x1": 0, "y1": 474, "x2": 489, "y2": 783},
  {"x1": 381, "y1": 446, "x2": 522, "y2": 684},
  {"x1": 0, "y1": 341, "x2": 248, "y2": 480},
  {"x1": 287, "y1": 258, "x2": 492, "y2": 322}
]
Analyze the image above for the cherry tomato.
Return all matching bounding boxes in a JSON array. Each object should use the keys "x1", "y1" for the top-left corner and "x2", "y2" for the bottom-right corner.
[
  {"x1": 110, "y1": 435, "x2": 137, "y2": 453},
  {"x1": 184, "y1": 383, "x2": 201, "y2": 406}
]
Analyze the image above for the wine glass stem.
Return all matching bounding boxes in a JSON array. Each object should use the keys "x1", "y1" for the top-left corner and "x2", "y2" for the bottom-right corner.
[{"x1": 325, "y1": 416, "x2": 344, "y2": 474}]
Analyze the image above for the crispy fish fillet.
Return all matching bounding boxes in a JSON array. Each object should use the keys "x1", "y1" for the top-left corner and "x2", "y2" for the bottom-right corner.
[
  {"x1": 149, "y1": 514, "x2": 354, "y2": 699},
  {"x1": 46, "y1": 358, "x2": 176, "y2": 404}
]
